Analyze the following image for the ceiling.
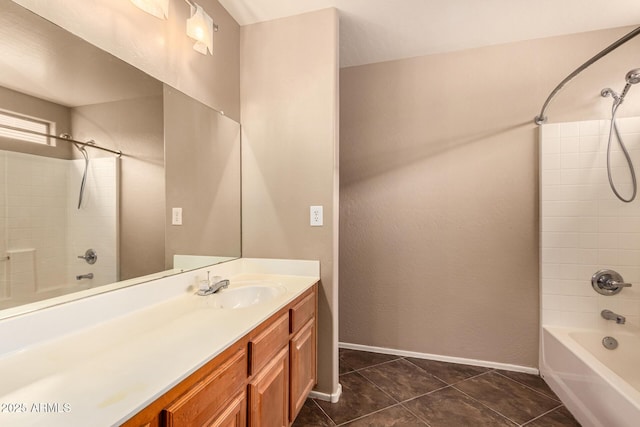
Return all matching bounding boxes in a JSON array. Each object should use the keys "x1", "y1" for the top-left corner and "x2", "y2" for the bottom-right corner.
[
  {"x1": 218, "y1": 0, "x2": 640, "y2": 68},
  {"x1": 0, "y1": 1, "x2": 161, "y2": 108}
]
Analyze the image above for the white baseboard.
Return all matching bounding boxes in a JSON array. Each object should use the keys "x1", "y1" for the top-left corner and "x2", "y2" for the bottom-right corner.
[
  {"x1": 339, "y1": 342, "x2": 539, "y2": 375},
  {"x1": 309, "y1": 383, "x2": 342, "y2": 403}
]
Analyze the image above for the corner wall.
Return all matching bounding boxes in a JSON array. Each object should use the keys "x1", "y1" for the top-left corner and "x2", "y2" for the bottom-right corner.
[
  {"x1": 339, "y1": 26, "x2": 640, "y2": 368},
  {"x1": 240, "y1": 9, "x2": 340, "y2": 396},
  {"x1": 72, "y1": 96, "x2": 165, "y2": 280}
]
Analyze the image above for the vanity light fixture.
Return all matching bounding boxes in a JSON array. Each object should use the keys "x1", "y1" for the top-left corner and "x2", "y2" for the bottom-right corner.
[
  {"x1": 130, "y1": 0, "x2": 169, "y2": 19},
  {"x1": 185, "y1": 0, "x2": 218, "y2": 55}
]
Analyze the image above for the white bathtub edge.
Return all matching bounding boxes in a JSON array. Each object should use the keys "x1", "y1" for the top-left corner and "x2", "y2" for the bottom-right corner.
[{"x1": 540, "y1": 325, "x2": 640, "y2": 427}]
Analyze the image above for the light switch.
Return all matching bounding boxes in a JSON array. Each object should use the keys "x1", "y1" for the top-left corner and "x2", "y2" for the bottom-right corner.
[{"x1": 172, "y1": 207, "x2": 183, "y2": 225}]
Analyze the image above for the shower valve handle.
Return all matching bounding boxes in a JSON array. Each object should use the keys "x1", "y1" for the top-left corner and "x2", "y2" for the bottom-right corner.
[
  {"x1": 592, "y1": 269, "x2": 632, "y2": 296},
  {"x1": 78, "y1": 249, "x2": 97, "y2": 265}
]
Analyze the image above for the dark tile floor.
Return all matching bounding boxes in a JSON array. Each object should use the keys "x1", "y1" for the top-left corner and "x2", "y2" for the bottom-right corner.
[{"x1": 293, "y1": 349, "x2": 581, "y2": 427}]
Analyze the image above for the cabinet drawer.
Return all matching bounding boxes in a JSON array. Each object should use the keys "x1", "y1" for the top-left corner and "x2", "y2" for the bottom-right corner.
[
  {"x1": 290, "y1": 290, "x2": 315, "y2": 334},
  {"x1": 163, "y1": 348, "x2": 247, "y2": 426},
  {"x1": 249, "y1": 313, "x2": 289, "y2": 375}
]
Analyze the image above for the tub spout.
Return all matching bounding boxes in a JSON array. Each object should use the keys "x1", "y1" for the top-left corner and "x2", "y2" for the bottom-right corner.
[{"x1": 601, "y1": 309, "x2": 626, "y2": 324}]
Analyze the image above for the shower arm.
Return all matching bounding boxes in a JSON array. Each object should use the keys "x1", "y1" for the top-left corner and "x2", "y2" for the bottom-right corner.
[
  {"x1": 534, "y1": 25, "x2": 640, "y2": 125},
  {"x1": 0, "y1": 123, "x2": 122, "y2": 157}
]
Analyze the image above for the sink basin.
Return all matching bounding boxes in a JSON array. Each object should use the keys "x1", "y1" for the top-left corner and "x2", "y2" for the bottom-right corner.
[{"x1": 207, "y1": 282, "x2": 286, "y2": 309}]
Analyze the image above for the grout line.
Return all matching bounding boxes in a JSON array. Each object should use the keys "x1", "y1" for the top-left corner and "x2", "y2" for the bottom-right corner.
[
  {"x1": 309, "y1": 398, "x2": 338, "y2": 426},
  {"x1": 334, "y1": 351, "x2": 570, "y2": 427},
  {"x1": 520, "y1": 404, "x2": 564, "y2": 426},
  {"x1": 354, "y1": 369, "x2": 402, "y2": 405},
  {"x1": 451, "y1": 384, "x2": 521, "y2": 426},
  {"x1": 402, "y1": 358, "x2": 449, "y2": 385},
  {"x1": 339, "y1": 353, "x2": 403, "y2": 375},
  {"x1": 493, "y1": 370, "x2": 561, "y2": 403},
  {"x1": 397, "y1": 391, "x2": 447, "y2": 427},
  {"x1": 403, "y1": 357, "x2": 496, "y2": 386},
  {"x1": 327, "y1": 371, "x2": 399, "y2": 425},
  {"x1": 356, "y1": 357, "x2": 456, "y2": 405},
  {"x1": 349, "y1": 356, "x2": 449, "y2": 426},
  {"x1": 333, "y1": 403, "x2": 424, "y2": 427}
]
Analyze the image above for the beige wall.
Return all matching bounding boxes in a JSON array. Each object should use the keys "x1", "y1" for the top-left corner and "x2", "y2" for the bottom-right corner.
[
  {"x1": 164, "y1": 86, "x2": 241, "y2": 267},
  {"x1": 10, "y1": 0, "x2": 243, "y2": 279},
  {"x1": 241, "y1": 9, "x2": 340, "y2": 396},
  {"x1": 14, "y1": 0, "x2": 240, "y2": 120},
  {"x1": 72, "y1": 95, "x2": 165, "y2": 280},
  {"x1": 340, "y1": 26, "x2": 640, "y2": 368}
]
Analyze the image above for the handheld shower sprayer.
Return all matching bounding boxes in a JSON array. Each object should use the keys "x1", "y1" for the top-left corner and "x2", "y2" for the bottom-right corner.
[
  {"x1": 601, "y1": 68, "x2": 640, "y2": 203},
  {"x1": 620, "y1": 68, "x2": 640, "y2": 101},
  {"x1": 603, "y1": 68, "x2": 640, "y2": 106},
  {"x1": 626, "y1": 68, "x2": 640, "y2": 84}
]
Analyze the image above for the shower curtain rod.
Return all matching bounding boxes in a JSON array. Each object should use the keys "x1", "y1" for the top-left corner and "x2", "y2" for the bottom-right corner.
[
  {"x1": 0, "y1": 123, "x2": 122, "y2": 157},
  {"x1": 534, "y1": 25, "x2": 640, "y2": 125}
]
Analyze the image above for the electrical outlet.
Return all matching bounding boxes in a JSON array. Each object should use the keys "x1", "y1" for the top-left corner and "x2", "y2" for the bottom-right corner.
[
  {"x1": 310, "y1": 206, "x2": 323, "y2": 226},
  {"x1": 172, "y1": 207, "x2": 183, "y2": 225}
]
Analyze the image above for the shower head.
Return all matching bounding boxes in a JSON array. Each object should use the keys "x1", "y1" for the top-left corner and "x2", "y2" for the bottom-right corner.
[
  {"x1": 626, "y1": 68, "x2": 640, "y2": 84},
  {"x1": 617, "y1": 68, "x2": 640, "y2": 102}
]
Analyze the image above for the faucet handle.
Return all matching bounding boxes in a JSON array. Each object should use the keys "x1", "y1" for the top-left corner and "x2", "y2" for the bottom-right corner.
[
  {"x1": 78, "y1": 248, "x2": 97, "y2": 265},
  {"x1": 592, "y1": 269, "x2": 632, "y2": 295},
  {"x1": 197, "y1": 279, "x2": 212, "y2": 295},
  {"x1": 612, "y1": 281, "x2": 632, "y2": 288}
]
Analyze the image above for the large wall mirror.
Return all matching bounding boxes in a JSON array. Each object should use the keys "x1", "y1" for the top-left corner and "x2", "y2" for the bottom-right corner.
[{"x1": 0, "y1": 2, "x2": 241, "y2": 316}]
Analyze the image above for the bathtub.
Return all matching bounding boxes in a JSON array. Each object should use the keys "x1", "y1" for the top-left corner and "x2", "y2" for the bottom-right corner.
[{"x1": 541, "y1": 326, "x2": 640, "y2": 427}]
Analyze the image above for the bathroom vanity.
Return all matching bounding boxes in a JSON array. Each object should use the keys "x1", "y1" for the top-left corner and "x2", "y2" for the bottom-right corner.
[
  {"x1": 0, "y1": 259, "x2": 319, "y2": 427},
  {"x1": 124, "y1": 284, "x2": 317, "y2": 426}
]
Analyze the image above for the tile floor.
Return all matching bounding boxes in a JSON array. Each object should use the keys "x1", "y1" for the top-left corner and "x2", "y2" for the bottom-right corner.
[{"x1": 293, "y1": 349, "x2": 581, "y2": 426}]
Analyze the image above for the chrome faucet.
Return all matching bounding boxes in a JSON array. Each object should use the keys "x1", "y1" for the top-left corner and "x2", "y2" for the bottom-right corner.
[
  {"x1": 76, "y1": 273, "x2": 94, "y2": 280},
  {"x1": 197, "y1": 272, "x2": 229, "y2": 296},
  {"x1": 601, "y1": 309, "x2": 626, "y2": 324}
]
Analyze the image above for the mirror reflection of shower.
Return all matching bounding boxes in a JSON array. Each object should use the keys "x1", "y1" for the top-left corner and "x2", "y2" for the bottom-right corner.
[
  {"x1": 601, "y1": 68, "x2": 640, "y2": 203},
  {"x1": 60, "y1": 133, "x2": 96, "y2": 209}
]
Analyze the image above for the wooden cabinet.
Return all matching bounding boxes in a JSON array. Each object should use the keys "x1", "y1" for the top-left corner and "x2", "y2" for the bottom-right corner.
[
  {"x1": 248, "y1": 313, "x2": 289, "y2": 376},
  {"x1": 207, "y1": 392, "x2": 246, "y2": 427},
  {"x1": 247, "y1": 312, "x2": 290, "y2": 427},
  {"x1": 248, "y1": 347, "x2": 289, "y2": 427},
  {"x1": 122, "y1": 283, "x2": 317, "y2": 427},
  {"x1": 288, "y1": 289, "x2": 317, "y2": 423},
  {"x1": 163, "y1": 348, "x2": 247, "y2": 427},
  {"x1": 289, "y1": 318, "x2": 316, "y2": 422}
]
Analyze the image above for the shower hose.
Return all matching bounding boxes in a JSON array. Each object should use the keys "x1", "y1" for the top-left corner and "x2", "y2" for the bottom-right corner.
[{"x1": 606, "y1": 102, "x2": 637, "y2": 203}]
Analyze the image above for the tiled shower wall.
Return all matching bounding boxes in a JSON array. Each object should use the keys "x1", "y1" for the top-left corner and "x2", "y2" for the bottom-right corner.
[
  {"x1": 67, "y1": 157, "x2": 118, "y2": 288},
  {"x1": 541, "y1": 116, "x2": 640, "y2": 328},
  {"x1": 0, "y1": 150, "x2": 117, "y2": 306},
  {"x1": 1, "y1": 151, "x2": 68, "y2": 301}
]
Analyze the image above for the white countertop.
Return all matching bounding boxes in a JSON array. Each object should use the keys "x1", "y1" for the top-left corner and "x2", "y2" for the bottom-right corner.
[{"x1": 0, "y1": 259, "x2": 319, "y2": 426}]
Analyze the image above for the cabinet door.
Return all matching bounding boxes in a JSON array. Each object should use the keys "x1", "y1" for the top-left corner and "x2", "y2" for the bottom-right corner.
[
  {"x1": 289, "y1": 318, "x2": 316, "y2": 422},
  {"x1": 248, "y1": 346, "x2": 289, "y2": 427},
  {"x1": 205, "y1": 392, "x2": 246, "y2": 427}
]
